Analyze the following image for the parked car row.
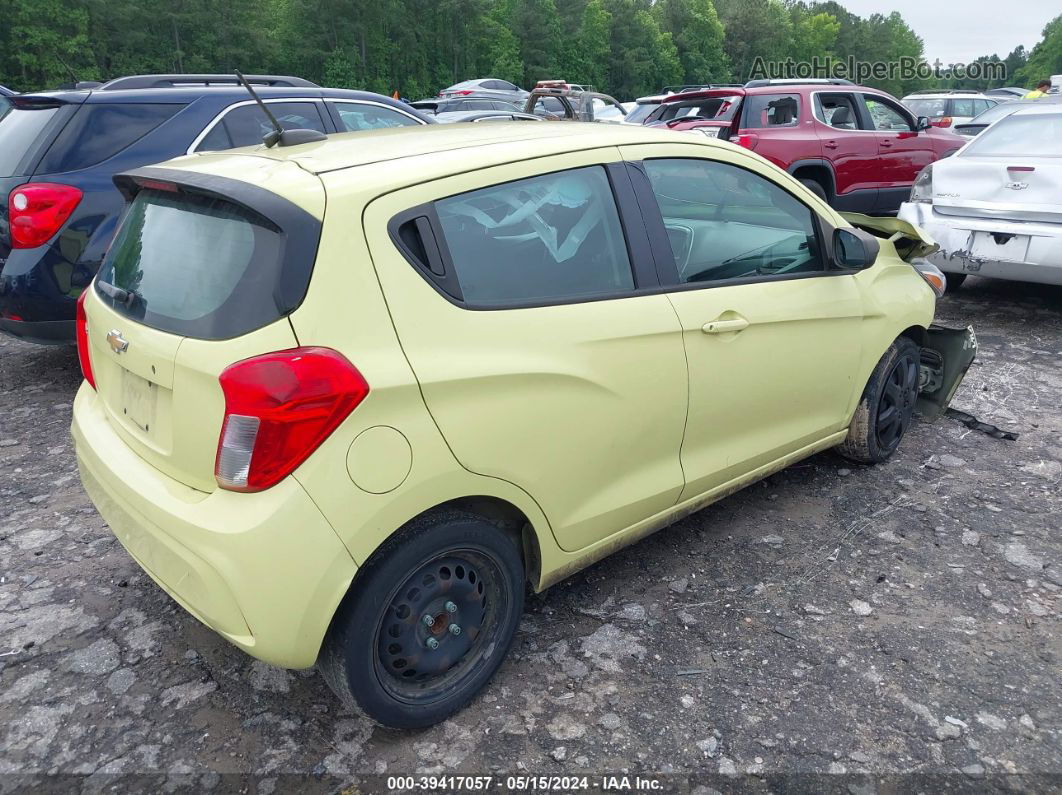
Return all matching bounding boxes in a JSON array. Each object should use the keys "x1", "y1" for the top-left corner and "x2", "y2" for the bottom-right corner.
[{"x1": 69, "y1": 111, "x2": 974, "y2": 729}]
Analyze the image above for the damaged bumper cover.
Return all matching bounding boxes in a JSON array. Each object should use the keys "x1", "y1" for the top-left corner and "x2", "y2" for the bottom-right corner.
[
  {"x1": 918, "y1": 325, "x2": 978, "y2": 420},
  {"x1": 897, "y1": 202, "x2": 1062, "y2": 286}
]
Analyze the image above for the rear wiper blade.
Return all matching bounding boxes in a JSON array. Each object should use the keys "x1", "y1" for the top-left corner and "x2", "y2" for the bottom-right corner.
[{"x1": 96, "y1": 280, "x2": 138, "y2": 307}]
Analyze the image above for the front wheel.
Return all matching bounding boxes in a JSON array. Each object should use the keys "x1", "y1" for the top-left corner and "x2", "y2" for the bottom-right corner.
[
  {"x1": 839, "y1": 337, "x2": 921, "y2": 464},
  {"x1": 319, "y1": 510, "x2": 525, "y2": 729}
]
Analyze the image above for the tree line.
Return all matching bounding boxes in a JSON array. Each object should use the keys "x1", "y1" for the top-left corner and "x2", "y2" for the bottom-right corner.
[{"x1": 1, "y1": 0, "x2": 1059, "y2": 101}]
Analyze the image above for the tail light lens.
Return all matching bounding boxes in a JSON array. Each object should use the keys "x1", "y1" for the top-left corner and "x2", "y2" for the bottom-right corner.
[
  {"x1": 910, "y1": 164, "x2": 933, "y2": 203},
  {"x1": 8, "y1": 183, "x2": 83, "y2": 249},
  {"x1": 215, "y1": 348, "x2": 369, "y2": 492},
  {"x1": 76, "y1": 290, "x2": 96, "y2": 390},
  {"x1": 734, "y1": 133, "x2": 759, "y2": 150},
  {"x1": 911, "y1": 258, "x2": 947, "y2": 298},
  {"x1": 932, "y1": 117, "x2": 952, "y2": 128}
]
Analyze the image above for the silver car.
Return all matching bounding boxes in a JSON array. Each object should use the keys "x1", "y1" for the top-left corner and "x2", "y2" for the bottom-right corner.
[
  {"x1": 438, "y1": 79, "x2": 528, "y2": 105},
  {"x1": 898, "y1": 104, "x2": 1062, "y2": 288}
]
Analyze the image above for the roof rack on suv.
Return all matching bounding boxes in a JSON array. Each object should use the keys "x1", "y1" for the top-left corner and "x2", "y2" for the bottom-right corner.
[
  {"x1": 906, "y1": 89, "x2": 981, "y2": 95},
  {"x1": 98, "y1": 74, "x2": 319, "y2": 91},
  {"x1": 743, "y1": 78, "x2": 855, "y2": 88},
  {"x1": 663, "y1": 83, "x2": 743, "y2": 93}
]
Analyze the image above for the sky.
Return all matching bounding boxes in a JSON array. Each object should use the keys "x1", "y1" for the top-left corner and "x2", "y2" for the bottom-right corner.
[{"x1": 835, "y1": 0, "x2": 1056, "y2": 67}]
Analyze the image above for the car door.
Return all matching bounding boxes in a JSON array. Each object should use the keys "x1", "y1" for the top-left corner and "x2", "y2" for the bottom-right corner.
[
  {"x1": 859, "y1": 94, "x2": 935, "y2": 212},
  {"x1": 621, "y1": 143, "x2": 863, "y2": 501},
  {"x1": 813, "y1": 91, "x2": 879, "y2": 212},
  {"x1": 361, "y1": 151, "x2": 688, "y2": 553}
]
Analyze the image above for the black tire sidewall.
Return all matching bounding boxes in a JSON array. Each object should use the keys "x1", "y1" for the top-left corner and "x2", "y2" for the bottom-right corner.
[
  {"x1": 799, "y1": 178, "x2": 828, "y2": 203},
  {"x1": 332, "y1": 515, "x2": 524, "y2": 729},
  {"x1": 865, "y1": 338, "x2": 920, "y2": 461}
]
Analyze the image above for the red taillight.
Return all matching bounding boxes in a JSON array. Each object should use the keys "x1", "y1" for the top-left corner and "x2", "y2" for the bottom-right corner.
[
  {"x1": 735, "y1": 133, "x2": 759, "y2": 150},
  {"x1": 76, "y1": 290, "x2": 95, "y2": 390},
  {"x1": 8, "y1": 183, "x2": 83, "y2": 249},
  {"x1": 932, "y1": 117, "x2": 953, "y2": 128},
  {"x1": 215, "y1": 348, "x2": 369, "y2": 493}
]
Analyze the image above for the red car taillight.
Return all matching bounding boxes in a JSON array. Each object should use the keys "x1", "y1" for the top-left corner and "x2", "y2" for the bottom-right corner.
[
  {"x1": 76, "y1": 290, "x2": 96, "y2": 390},
  {"x1": 734, "y1": 133, "x2": 759, "y2": 150},
  {"x1": 8, "y1": 183, "x2": 83, "y2": 249},
  {"x1": 215, "y1": 348, "x2": 369, "y2": 493}
]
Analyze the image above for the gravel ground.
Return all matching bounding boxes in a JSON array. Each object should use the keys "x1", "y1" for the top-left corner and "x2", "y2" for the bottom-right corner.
[{"x1": 0, "y1": 276, "x2": 1059, "y2": 794}]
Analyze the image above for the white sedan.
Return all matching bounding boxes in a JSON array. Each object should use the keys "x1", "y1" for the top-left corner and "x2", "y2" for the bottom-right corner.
[{"x1": 898, "y1": 104, "x2": 1062, "y2": 288}]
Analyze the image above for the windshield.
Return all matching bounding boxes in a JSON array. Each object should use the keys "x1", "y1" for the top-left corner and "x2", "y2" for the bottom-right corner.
[
  {"x1": 961, "y1": 113, "x2": 1062, "y2": 157},
  {"x1": 96, "y1": 189, "x2": 292, "y2": 339},
  {"x1": 656, "y1": 95, "x2": 741, "y2": 124},
  {"x1": 905, "y1": 98, "x2": 948, "y2": 117},
  {"x1": 967, "y1": 102, "x2": 1025, "y2": 126},
  {"x1": 624, "y1": 103, "x2": 658, "y2": 124},
  {"x1": 0, "y1": 104, "x2": 61, "y2": 177}
]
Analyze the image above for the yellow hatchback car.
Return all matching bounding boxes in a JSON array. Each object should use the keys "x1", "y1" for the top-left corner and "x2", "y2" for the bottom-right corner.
[{"x1": 72, "y1": 123, "x2": 974, "y2": 728}]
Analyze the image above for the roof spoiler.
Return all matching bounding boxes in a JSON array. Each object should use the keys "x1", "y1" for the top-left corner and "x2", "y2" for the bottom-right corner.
[{"x1": 98, "y1": 74, "x2": 319, "y2": 91}]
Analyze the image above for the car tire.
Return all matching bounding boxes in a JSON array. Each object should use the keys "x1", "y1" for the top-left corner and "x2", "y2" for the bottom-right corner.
[
  {"x1": 945, "y1": 272, "x2": 967, "y2": 292},
  {"x1": 799, "y1": 178, "x2": 829, "y2": 203},
  {"x1": 319, "y1": 510, "x2": 525, "y2": 729},
  {"x1": 839, "y1": 337, "x2": 921, "y2": 464}
]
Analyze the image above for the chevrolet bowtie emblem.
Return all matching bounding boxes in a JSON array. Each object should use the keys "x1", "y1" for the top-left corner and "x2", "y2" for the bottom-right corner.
[
  {"x1": 106, "y1": 329, "x2": 129, "y2": 354},
  {"x1": 1004, "y1": 181, "x2": 1028, "y2": 191}
]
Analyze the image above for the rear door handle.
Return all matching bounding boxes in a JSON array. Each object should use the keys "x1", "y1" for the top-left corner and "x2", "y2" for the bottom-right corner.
[
  {"x1": 702, "y1": 318, "x2": 750, "y2": 334},
  {"x1": 881, "y1": 139, "x2": 893, "y2": 148}
]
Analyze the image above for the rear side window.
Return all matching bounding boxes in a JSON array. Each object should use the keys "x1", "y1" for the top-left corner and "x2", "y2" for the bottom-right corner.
[
  {"x1": 817, "y1": 93, "x2": 861, "y2": 129},
  {"x1": 432, "y1": 166, "x2": 634, "y2": 306},
  {"x1": 96, "y1": 188, "x2": 307, "y2": 339},
  {"x1": 951, "y1": 98, "x2": 976, "y2": 118},
  {"x1": 36, "y1": 104, "x2": 183, "y2": 173},
  {"x1": 905, "y1": 98, "x2": 947, "y2": 118},
  {"x1": 743, "y1": 94, "x2": 799, "y2": 128},
  {"x1": 0, "y1": 105, "x2": 62, "y2": 177},
  {"x1": 332, "y1": 102, "x2": 420, "y2": 131},
  {"x1": 195, "y1": 102, "x2": 326, "y2": 151}
]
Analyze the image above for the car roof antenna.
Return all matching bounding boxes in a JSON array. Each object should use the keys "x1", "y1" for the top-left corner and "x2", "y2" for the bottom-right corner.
[{"x1": 235, "y1": 69, "x2": 326, "y2": 148}]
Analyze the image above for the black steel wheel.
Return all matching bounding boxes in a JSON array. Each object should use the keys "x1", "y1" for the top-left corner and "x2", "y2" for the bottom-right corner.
[
  {"x1": 375, "y1": 551, "x2": 505, "y2": 704},
  {"x1": 875, "y1": 349, "x2": 919, "y2": 455},
  {"x1": 320, "y1": 510, "x2": 524, "y2": 729},
  {"x1": 839, "y1": 337, "x2": 921, "y2": 464}
]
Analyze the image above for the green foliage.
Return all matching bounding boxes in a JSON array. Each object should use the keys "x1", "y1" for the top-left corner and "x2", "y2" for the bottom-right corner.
[
  {"x1": 654, "y1": 0, "x2": 730, "y2": 85},
  {"x1": 0, "y1": 0, "x2": 1056, "y2": 101},
  {"x1": 1016, "y1": 14, "x2": 1062, "y2": 88}
]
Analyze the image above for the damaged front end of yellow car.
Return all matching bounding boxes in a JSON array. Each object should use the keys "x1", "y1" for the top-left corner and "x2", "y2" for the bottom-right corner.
[{"x1": 843, "y1": 212, "x2": 978, "y2": 421}]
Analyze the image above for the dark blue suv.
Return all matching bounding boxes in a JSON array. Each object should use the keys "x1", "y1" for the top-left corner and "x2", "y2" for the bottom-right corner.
[{"x1": 0, "y1": 74, "x2": 432, "y2": 343}]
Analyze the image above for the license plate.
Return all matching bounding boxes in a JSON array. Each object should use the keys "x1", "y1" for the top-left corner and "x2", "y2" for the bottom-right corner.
[
  {"x1": 968, "y1": 231, "x2": 1029, "y2": 262},
  {"x1": 121, "y1": 369, "x2": 156, "y2": 433}
]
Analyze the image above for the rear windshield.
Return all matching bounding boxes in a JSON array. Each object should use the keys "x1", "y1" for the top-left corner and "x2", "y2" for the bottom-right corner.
[
  {"x1": 0, "y1": 105, "x2": 61, "y2": 177},
  {"x1": 37, "y1": 104, "x2": 183, "y2": 173},
  {"x1": 905, "y1": 98, "x2": 948, "y2": 117},
  {"x1": 96, "y1": 189, "x2": 293, "y2": 339},
  {"x1": 624, "y1": 103, "x2": 657, "y2": 124},
  {"x1": 961, "y1": 113, "x2": 1062, "y2": 158},
  {"x1": 655, "y1": 95, "x2": 741, "y2": 124}
]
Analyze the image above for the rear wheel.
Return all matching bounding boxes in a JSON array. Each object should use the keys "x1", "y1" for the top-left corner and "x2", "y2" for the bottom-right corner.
[
  {"x1": 320, "y1": 510, "x2": 524, "y2": 729},
  {"x1": 945, "y1": 272, "x2": 967, "y2": 292},
  {"x1": 839, "y1": 337, "x2": 921, "y2": 464},
  {"x1": 799, "y1": 178, "x2": 829, "y2": 203}
]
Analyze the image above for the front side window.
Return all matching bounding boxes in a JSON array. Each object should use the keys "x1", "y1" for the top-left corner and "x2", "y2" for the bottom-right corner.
[
  {"x1": 817, "y1": 93, "x2": 861, "y2": 129},
  {"x1": 332, "y1": 102, "x2": 420, "y2": 131},
  {"x1": 864, "y1": 97, "x2": 912, "y2": 131},
  {"x1": 644, "y1": 159, "x2": 824, "y2": 285},
  {"x1": 743, "y1": 94, "x2": 800, "y2": 128},
  {"x1": 195, "y1": 102, "x2": 326, "y2": 151},
  {"x1": 433, "y1": 166, "x2": 634, "y2": 305}
]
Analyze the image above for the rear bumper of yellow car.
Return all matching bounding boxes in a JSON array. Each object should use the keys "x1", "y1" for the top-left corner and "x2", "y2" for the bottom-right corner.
[{"x1": 71, "y1": 383, "x2": 358, "y2": 668}]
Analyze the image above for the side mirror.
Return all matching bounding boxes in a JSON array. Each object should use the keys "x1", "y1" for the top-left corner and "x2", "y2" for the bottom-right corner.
[
  {"x1": 833, "y1": 227, "x2": 880, "y2": 270},
  {"x1": 916, "y1": 115, "x2": 931, "y2": 131}
]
